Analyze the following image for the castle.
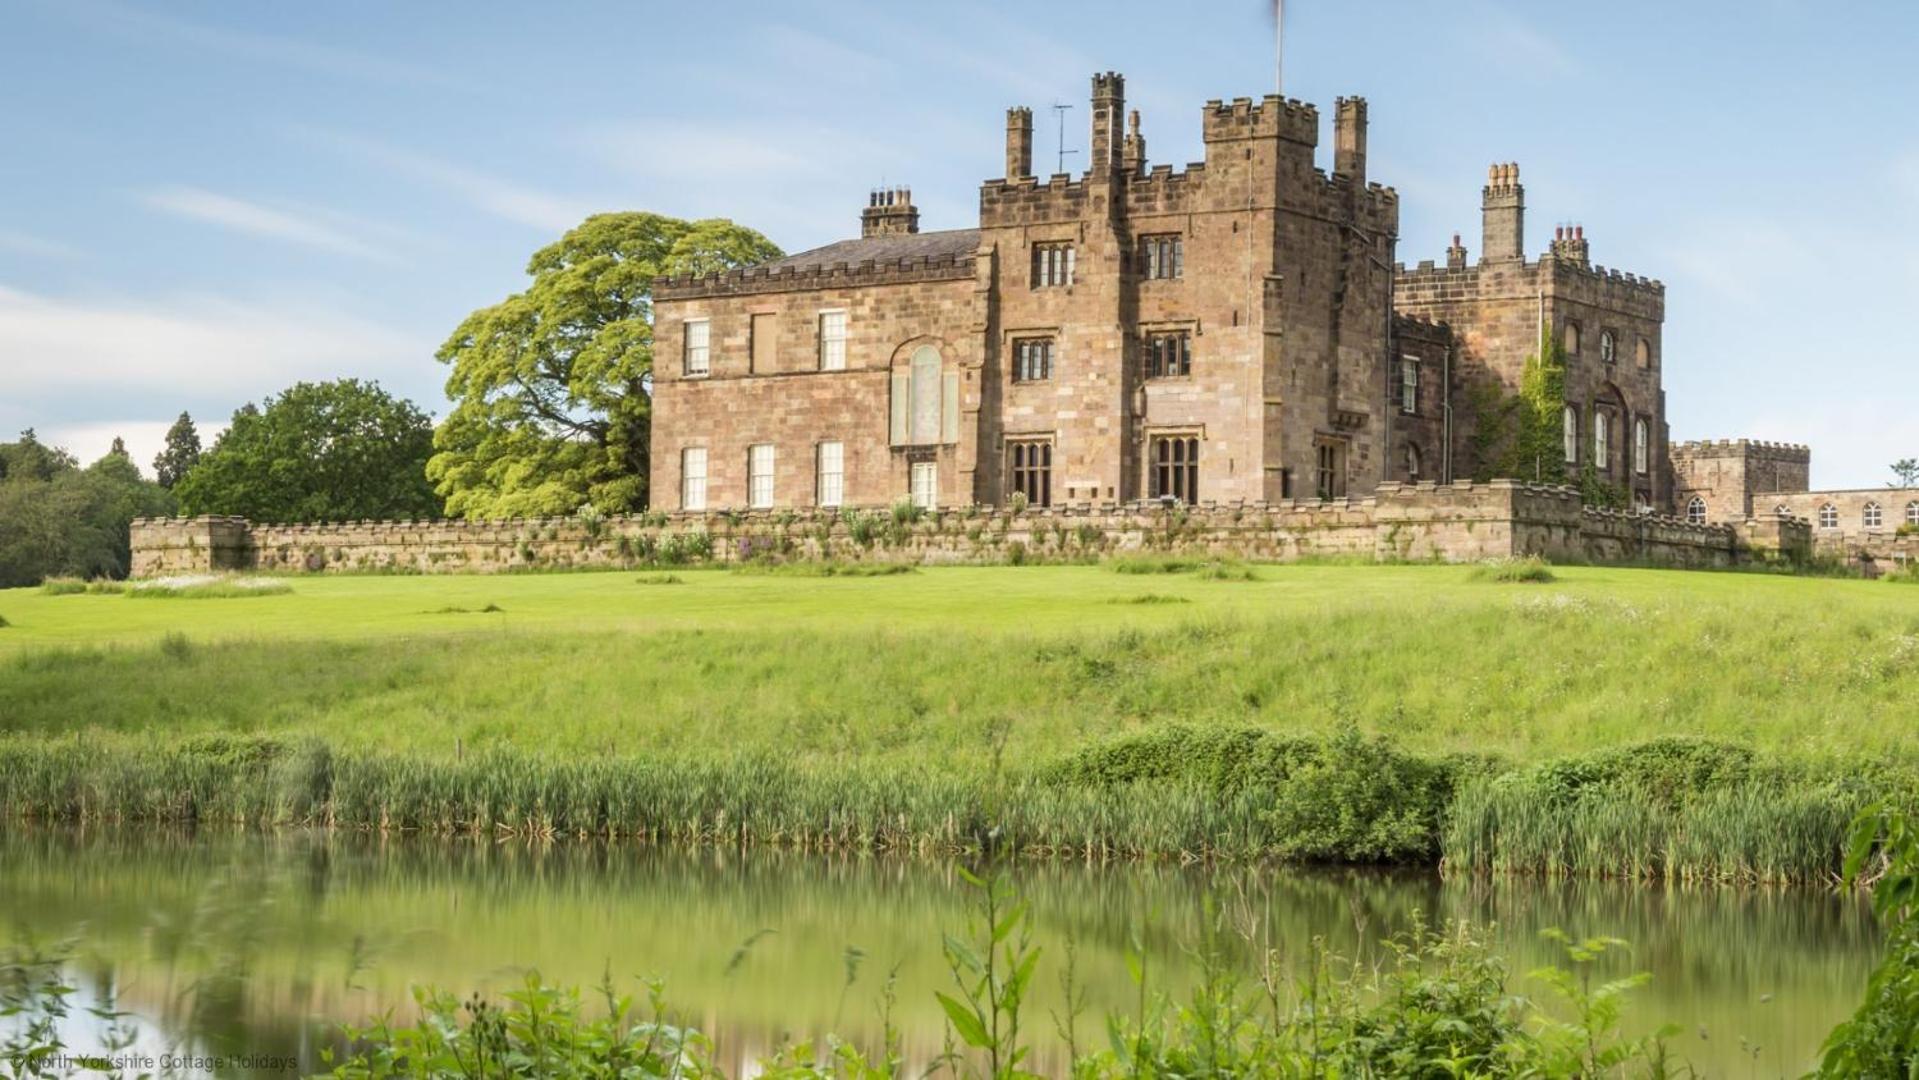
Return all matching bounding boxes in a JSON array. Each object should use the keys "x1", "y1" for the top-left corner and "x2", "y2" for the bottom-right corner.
[
  {"x1": 647, "y1": 71, "x2": 1911, "y2": 572},
  {"x1": 124, "y1": 73, "x2": 1913, "y2": 578},
  {"x1": 649, "y1": 73, "x2": 1671, "y2": 518}
]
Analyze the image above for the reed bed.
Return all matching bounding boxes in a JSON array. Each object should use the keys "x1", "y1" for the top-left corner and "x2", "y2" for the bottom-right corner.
[{"x1": 0, "y1": 729, "x2": 1894, "y2": 881}]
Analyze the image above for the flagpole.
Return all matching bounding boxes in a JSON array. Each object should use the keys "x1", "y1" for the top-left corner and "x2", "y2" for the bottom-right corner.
[{"x1": 1274, "y1": 0, "x2": 1284, "y2": 94}]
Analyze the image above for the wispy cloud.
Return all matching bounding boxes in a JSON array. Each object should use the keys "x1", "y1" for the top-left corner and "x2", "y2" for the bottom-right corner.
[
  {"x1": 43, "y1": 0, "x2": 471, "y2": 92},
  {"x1": 0, "y1": 284, "x2": 423, "y2": 401},
  {"x1": 140, "y1": 187, "x2": 399, "y2": 262},
  {"x1": 0, "y1": 229, "x2": 83, "y2": 261},
  {"x1": 294, "y1": 129, "x2": 595, "y2": 233}
]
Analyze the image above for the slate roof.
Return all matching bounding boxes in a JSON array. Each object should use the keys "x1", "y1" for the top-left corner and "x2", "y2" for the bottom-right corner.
[{"x1": 756, "y1": 228, "x2": 981, "y2": 273}]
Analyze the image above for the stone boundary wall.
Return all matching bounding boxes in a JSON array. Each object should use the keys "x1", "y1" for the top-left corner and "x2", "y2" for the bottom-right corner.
[{"x1": 129, "y1": 481, "x2": 1787, "y2": 578}]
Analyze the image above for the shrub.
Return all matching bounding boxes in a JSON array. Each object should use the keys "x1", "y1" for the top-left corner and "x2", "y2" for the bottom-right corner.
[
  {"x1": 1004, "y1": 540, "x2": 1028, "y2": 566},
  {"x1": 1471, "y1": 556, "x2": 1556, "y2": 583},
  {"x1": 1007, "y1": 491, "x2": 1029, "y2": 514},
  {"x1": 0, "y1": 614, "x2": 9, "y2": 628},
  {"x1": 1264, "y1": 726, "x2": 1455, "y2": 863},
  {"x1": 889, "y1": 498, "x2": 923, "y2": 527}
]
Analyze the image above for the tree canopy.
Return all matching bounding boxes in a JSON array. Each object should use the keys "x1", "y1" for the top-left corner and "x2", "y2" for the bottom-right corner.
[
  {"x1": 174, "y1": 379, "x2": 441, "y2": 522},
  {"x1": 153, "y1": 411, "x2": 202, "y2": 488},
  {"x1": 429, "y1": 213, "x2": 780, "y2": 518},
  {"x1": 0, "y1": 432, "x2": 175, "y2": 587}
]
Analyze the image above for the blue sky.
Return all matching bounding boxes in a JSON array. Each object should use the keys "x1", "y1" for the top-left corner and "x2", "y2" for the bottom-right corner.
[{"x1": 3, "y1": 0, "x2": 1913, "y2": 488}]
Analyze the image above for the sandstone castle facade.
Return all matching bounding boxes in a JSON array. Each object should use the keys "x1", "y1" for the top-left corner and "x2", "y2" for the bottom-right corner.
[{"x1": 649, "y1": 74, "x2": 1674, "y2": 518}]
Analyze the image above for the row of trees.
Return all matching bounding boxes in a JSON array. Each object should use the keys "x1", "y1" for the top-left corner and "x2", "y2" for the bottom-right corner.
[{"x1": 2, "y1": 213, "x2": 778, "y2": 586}]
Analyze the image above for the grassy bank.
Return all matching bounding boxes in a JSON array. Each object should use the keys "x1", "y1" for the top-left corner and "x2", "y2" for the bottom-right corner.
[{"x1": 1, "y1": 564, "x2": 1914, "y2": 879}]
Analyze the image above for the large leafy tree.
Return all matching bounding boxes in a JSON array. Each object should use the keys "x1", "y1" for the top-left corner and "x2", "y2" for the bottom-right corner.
[
  {"x1": 430, "y1": 213, "x2": 780, "y2": 518},
  {"x1": 152, "y1": 411, "x2": 202, "y2": 488},
  {"x1": 174, "y1": 379, "x2": 441, "y2": 522},
  {"x1": 0, "y1": 433, "x2": 174, "y2": 586}
]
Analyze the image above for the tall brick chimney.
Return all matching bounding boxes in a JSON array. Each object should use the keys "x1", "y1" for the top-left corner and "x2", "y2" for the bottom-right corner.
[
  {"x1": 1089, "y1": 72, "x2": 1125, "y2": 172},
  {"x1": 1005, "y1": 107, "x2": 1033, "y2": 180},
  {"x1": 1334, "y1": 96, "x2": 1367, "y2": 182},
  {"x1": 1481, "y1": 162, "x2": 1524, "y2": 263},
  {"x1": 861, "y1": 187, "x2": 919, "y2": 237}
]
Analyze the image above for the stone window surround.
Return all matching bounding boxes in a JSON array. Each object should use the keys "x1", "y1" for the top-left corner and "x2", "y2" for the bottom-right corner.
[
  {"x1": 1397, "y1": 355, "x2": 1420, "y2": 415},
  {"x1": 682, "y1": 317, "x2": 711, "y2": 378},
  {"x1": 817, "y1": 308, "x2": 848, "y2": 372},
  {"x1": 1144, "y1": 426, "x2": 1204, "y2": 503},
  {"x1": 1005, "y1": 436, "x2": 1054, "y2": 507},
  {"x1": 1562, "y1": 319, "x2": 1582, "y2": 355},
  {"x1": 1005, "y1": 327, "x2": 1060, "y2": 383},
  {"x1": 1599, "y1": 328, "x2": 1617, "y2": 365},
  {"x1": 1140, "y1": 319, "x2": 1199, "y2": 380},
  {"x1": 1864, "y1": 502, "x2": 1884, "y2": 530}
]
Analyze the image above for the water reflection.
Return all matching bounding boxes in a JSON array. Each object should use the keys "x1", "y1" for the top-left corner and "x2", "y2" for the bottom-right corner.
[{"x1": 0, "y1": 828, "x2": 1881, "y2": 1077}]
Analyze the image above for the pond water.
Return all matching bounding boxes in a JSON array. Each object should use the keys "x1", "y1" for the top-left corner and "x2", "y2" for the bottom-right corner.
[{"x1": 0, "y1": 829, "x2": 1882, "y2": 1077}]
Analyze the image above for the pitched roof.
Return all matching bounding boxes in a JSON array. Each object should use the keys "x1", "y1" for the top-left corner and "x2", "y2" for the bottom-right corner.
[{"x1": 756, "y1": 228, "x2": 980, "y2": 273}]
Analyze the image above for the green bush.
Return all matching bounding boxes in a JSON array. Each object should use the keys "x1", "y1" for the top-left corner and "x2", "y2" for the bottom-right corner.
[{"x1": 1264, "y1": 726, "x2": 1455, "y2": 863}]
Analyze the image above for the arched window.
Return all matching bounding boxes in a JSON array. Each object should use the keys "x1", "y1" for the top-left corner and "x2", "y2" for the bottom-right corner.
[
  {"x1": 1592, "y1": 409, "x2": 1610, "y2": 471},
  {"x1": 1635, "y1": 338, "x2": 1652, "y2": 369},
  {"x1": 1908, "y1": 501, "x2": 1919, "y2": 526},
  {"x1": 1600, "y1": 330, "x2": 1616, "y2": 365},
  {"x1": 1404, "y1": 442, "x2": 1422, "y2": 481},
  {"x1": 1632, "y1": 418, "x2": 1650, "y2": 476},
  {"x1": 1818, "y1": 503, "x2": 1838, "y2": 529},
  {"x1": 1563, "y1": 322, "x2": 1581, "y2": 355},
  {"x1": 1865, "y1": 502, "x2": 1884, "y2": 529},
  {"x1": 1562, "y1": 405, "x2": 1579, "y2": 464},
  {"x1": 1686, "y1": 497, "x2": 1707, "y2": 525}
]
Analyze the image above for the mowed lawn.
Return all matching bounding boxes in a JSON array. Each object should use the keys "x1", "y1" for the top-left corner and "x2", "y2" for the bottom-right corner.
[{"x1": 0, "y1": 564, "x2": 1914, "y2": 766}]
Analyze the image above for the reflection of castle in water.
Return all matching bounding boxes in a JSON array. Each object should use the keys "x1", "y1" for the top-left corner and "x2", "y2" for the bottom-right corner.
[{"x1": 0, "y1": 828, "x2": 1877, "y2": 1076}]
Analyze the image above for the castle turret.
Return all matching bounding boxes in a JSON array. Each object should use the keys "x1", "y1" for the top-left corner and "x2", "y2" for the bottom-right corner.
[
  {"x1": 1481, "y1": 162, "x2": 1524, "y2": 263},
  {"x1": 860, "y1": 187, "x2": 918, "y2": 237},
  {"x1": 1089, "y1": 72, "x2": 1125, "y2": 172},
  {"x1": 1334, "y1": 96, "x2": 1367, "y2": 182},
  {"x1": 1005, "y1": 107, "x2": 1033, "y2": 181}
]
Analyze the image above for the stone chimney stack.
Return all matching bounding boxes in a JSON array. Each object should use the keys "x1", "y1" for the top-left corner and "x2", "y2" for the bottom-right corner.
[
  {"x1": 861, "y1": 187, "x2": 919, "y2": 238},
  {"x1": 1481, "y1": 162, "x2": 1525, "y2": 263},
  {"x1": 1334, "y1": 96, "x2": 1368, "y2": 182},
  {"x1": 1089, "y1": 71, "x2": 1125, "y2": 172},
  {"x1": 1549, "y1": 223, "x2": 1590, "y2": 268},
  {"x1": 1121, "y1": 109, "x2": 1146, "y2": 175},
  {"x1": 1005, "y1": 107, "x2": 1033, "y2": 181},
  {"x1": 1446, "y1": 233, "x2": 1467, "y2": 271}
]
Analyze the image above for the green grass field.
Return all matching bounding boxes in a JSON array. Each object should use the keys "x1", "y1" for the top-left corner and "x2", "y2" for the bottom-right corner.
[
  {"x1": 2, "y1": 563, "x2": 1915, "y2": 875},
  {"x1": 0, "y1": 563, "x2": 1914, "y2": 763}
]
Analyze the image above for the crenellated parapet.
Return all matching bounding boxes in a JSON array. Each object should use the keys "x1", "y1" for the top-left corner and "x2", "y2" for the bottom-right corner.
[
  {"x1": 1201, "y1": 95, "x2": 1319, "y2": 146},
  {"x1": 1671, "y1": 438, "x2": 1810, "y2": 462},
  {"x1": 654, "y1": 250, "x2": 977, "y2": 301}
]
